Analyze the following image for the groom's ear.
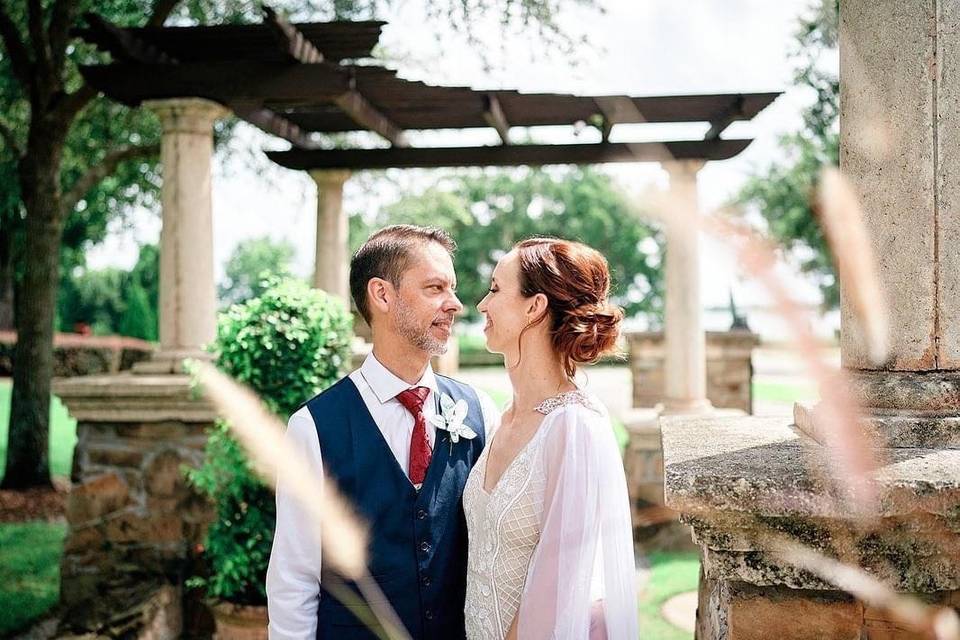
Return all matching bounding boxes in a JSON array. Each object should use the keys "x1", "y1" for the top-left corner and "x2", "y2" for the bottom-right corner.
[{"x1": 367, "y1": 277, "x2": 393, "y2": 317}]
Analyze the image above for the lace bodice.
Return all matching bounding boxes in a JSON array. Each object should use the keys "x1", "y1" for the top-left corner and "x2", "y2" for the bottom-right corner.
[{"x1": 462, "y1": 390, "x2": 600, "y2": 640}]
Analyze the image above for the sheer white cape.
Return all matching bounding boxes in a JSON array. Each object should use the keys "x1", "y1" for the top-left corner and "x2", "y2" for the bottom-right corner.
[{"x1": 514, "y1": 400, "x2": 639, "y2": 640}]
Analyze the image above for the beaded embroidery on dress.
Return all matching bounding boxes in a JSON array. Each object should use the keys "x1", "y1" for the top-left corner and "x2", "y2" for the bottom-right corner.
[{"x1": 462, "y1": 389, "x2": 602, "y2": 640}]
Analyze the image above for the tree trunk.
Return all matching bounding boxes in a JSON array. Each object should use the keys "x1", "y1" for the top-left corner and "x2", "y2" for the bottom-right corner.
[
  {"x1": 0, "y1": 223, "x2": 14, "y2": 331},
  {"x1": 2, "y1": 138, "x2": 64, "y2": 489}
]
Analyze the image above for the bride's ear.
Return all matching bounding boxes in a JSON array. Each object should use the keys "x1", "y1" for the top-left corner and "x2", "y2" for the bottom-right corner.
[{"x1": 526, "y1": 292, "x2": 549, "y2": 324}]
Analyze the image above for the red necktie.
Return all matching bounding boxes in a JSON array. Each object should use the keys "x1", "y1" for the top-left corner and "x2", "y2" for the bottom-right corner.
[{"x1": 395, "y1": 386, "x2": 432, "y2": 487}]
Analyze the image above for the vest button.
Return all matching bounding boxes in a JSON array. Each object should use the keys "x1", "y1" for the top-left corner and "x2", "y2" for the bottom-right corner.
[
  {"x1": 425, "y1": 610, "x2": 433, "y2": 621},
  {"x1": 416, "y1": 509, "x2": 427, "y2": 520},
  {"x1": 420, "y1": 541, "x2": 431, "y2": 553},
  {"x1": 421, "y1": 576, "x2": 431, "y2": 586}
]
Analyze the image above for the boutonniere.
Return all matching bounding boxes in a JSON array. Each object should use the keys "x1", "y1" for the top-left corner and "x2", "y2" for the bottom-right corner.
[{"x1": 429, "y1": 392, "x2": 477, "y2": 454}]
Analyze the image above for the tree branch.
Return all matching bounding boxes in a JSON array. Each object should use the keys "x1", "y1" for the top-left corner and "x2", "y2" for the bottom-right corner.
[
  {"x1": 0, "y1": 4, "x2": 34, "y2": 89},
  {"x1": 48, "y1": 0, "x2": 81, "y2": 70},
  {"x1": 0, "y1": 117, "x2": 23, "y2": 158},
  {"x1": 147, "y1": 0, "x2": 180, "y2": 28},
  {"x1": 62, "y1": 142, "x2": 160, "y2": 214},
  {"x1": 54, "y1": 82, "x2": 96, "y2": 124}
]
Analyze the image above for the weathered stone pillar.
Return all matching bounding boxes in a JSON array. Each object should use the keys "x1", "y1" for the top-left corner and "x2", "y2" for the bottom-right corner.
[
  {"x1": 136, "y1": 98, "x2": 226, "y2": 374},
  {"x1": 662, "y1": 160, "x2": 712, "y2": 414},
  {"x1": 662, "y1": 3, "x2": 960, "y2": 638},
  {"x1": 310, "y1": 169, "x2": 351, "y2": 303},
  {"x1": 827, "y1": 0, "x2": 960, "y2": 448},
  {"x1": 52, "y1": 97, "x2": 226, "y2": 637}
]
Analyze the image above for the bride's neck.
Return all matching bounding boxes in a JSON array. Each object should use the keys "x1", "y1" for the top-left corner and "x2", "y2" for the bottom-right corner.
[{"x1": 505, "y1": 333, "x2": 575, "y2": 414}]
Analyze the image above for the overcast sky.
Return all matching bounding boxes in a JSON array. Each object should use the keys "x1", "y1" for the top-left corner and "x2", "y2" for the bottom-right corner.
[{"x1": 87, "y1": 0, "x2": 837, "y2": 338}]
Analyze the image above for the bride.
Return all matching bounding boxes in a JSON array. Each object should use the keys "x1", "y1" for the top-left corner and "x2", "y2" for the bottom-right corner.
[{"x1": 463, "y1": 237, "x2": 638, "y2": 640}]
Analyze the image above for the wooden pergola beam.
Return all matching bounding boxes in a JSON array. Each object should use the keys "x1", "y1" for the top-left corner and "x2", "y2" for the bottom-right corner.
[
  {"x1": 333, "y1": 87, "x2": 410, "y2": 147},
  {"x1": 483, "y1": 94, "x2": 511, "y2": 144},
  {"x1": 79, "y1": 62, "x2": 352, "y2": 106},
  {"x1": 230, "y1": 102, "x2": 322, "y2": 149},
  {"x1": 705, "y1": 95, "x2": 746, "y2": 140},
  {"x1": 267, "y1": 139, "x2": 753, "y2": 170},
  {"x1": 263, "y1": 6, "x2": 324, "y2": 63},
  {"x1": 78, "y1": 12, "x2": 177, "y2": 64},
  {"x1": 262, "y1": 6, "x2": 408, "y2": 147}
]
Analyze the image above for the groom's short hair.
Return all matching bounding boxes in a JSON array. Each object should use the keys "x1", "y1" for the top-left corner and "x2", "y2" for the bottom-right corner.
[{"x1": 350, "y1": 225, "x2": 456, "y2": 323}]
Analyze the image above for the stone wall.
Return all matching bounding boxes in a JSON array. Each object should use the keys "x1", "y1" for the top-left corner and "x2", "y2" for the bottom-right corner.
[
  {"x1": 0, "y1": 331, "x2": 154, "y2": 377},
  {"x1": 695, "y1": 577, "x2": 960, "y2": 640},
  {"x1": 627, "y1": 330, "x2": 759, "y2": 413},
  {"x1": 54, "y1": 373, "x2": 217, "y2": 638}
]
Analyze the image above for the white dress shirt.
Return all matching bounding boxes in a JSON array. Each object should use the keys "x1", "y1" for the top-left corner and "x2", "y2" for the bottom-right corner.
[{"x1": 266, "y1": 352, "x2": 501, "y2": 640}]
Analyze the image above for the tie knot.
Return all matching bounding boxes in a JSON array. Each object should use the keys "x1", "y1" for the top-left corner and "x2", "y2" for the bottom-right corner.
[{"x1": 396, "y1": 386, "x2": 431, "y2": 414}]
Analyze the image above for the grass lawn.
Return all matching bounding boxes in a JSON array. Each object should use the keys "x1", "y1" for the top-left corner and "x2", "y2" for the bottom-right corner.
[
  {"x1": 0, "y1": 380, "x2": 78, "y2": 483},
  {"x1": 0, "y1": 521, "x2": 68, "y2": 636},
  {"x1": 752, "y1": 379, "x2": 818, "y2": 404},
  {"x1": 638, "y1": 550, "x2": 700, "y2": 640}
]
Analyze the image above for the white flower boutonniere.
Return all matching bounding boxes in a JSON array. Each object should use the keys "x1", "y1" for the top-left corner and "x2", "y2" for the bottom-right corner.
[{"x1": 429, "y1": 392, "x2": 478, "y2": 454}]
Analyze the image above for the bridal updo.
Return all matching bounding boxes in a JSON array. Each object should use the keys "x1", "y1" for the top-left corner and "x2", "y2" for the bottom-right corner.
[{"x1": 514, "y1": 237, "x2": 624, "y2": 378}]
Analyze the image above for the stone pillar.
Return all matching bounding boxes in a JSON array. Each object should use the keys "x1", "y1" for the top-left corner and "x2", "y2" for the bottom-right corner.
[
  {"x1": 627, "y1": 330, "x2": 759, "y2": 414},
  {"x1": 136, "y1": 98, "x2": 226, "y2": 374},
  {"x1": 662, "y1": 3, "x2": 960, "y2": 638},
  {"x1": 310, "y1": 169, "x2": 351, "y2": 303},
  {"x1": 831, "y1": 0, "x2": 960, "y2": 441},
  {"x1": 662, "y1": 160, "x2": 712, "y2": 414},
  {"x1": 52, "y1": 97, "x2": 225, "y2": 635}
]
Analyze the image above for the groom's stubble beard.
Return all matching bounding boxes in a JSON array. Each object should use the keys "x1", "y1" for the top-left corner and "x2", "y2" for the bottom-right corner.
[{"x1": 393, "y1": 293, "x2": 450, "y2": 356}]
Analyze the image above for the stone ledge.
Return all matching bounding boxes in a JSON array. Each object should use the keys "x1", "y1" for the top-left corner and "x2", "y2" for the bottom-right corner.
[
  {"x1": 795, "y1": 401, "x2": 960, "y2": 449},
  {"x1": 662, "y1": 414, "x2": 960, "y2": 591},
  {"x1": 54, "y1": 373, "x2": 217, "y2": 423},
  {"x1": 662, "y1": 415, "x2": 960, "y2": 519}
]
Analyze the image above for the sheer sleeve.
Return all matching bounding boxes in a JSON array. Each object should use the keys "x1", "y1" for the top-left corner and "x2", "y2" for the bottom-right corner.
[{"x1": 516, "y1": 404, "x2": 638, "y2": 640}]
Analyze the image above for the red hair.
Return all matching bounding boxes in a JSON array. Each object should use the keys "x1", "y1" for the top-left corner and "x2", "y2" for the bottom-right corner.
[{"x1": 514, "y1": 237, "x2": 623, "y2": 378}]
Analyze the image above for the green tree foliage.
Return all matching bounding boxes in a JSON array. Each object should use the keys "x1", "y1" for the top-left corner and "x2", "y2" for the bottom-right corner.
[
  {"x1": 57, "y1": 267, "x2": 126, "y2": 335},
  {"x1": 218, "y1": 236, "x2": 298, "y2": 308},
  {"x1": 352, "y1": 167, "x2": 664, "y2": 322},
  {"x1": 118, "y1": 282, "x2": 156, "y2": 341},
  {"x1": 735, "y1": 0, "x2": 840, "y2": 309},
  {"x1": 56, "y1": 243, "x2": 158, "y2": 339},
  {"x1": 186, "y1": 277, "x2": 353, "y2": 604}
]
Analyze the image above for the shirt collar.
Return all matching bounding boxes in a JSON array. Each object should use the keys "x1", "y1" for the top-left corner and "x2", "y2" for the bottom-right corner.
[{"x1": 360, "y1": 351, "x2": 439, "y2": 405}]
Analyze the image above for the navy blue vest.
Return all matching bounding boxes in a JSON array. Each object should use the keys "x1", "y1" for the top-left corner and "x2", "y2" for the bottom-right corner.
[{"x1": 302, "y1": 373, "x2": 487, "y2": 640}]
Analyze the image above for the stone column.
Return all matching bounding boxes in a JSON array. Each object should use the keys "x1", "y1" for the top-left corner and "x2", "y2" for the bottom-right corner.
[
  {"x1": 662, "y1": 160, "x2": 712, "y2": 414},
  {"x1": 310, "y1": 169, "x2": 351, "y2": 303},
  {"x1": 53, "y1": 98, "x2": 225, "y2": 635},
  {"x1": 661, "y1": 3, "x2": 960, "y2": 638},
  {"x1": 137, "y1": 98, "x2": 226, "y2": 374},
  {"x1": 836, "y1": 0, "x2": 960, "y2": 429}
]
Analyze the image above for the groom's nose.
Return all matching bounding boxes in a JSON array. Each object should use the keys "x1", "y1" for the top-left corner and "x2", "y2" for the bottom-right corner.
[{"x1": 444, "y1": 292, "x2": 464, "y2": 316}]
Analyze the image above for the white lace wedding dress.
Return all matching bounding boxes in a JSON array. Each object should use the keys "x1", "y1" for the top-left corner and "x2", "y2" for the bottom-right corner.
[{"x1": 462, "y1": 390, "x2": 638, "y2": 640}]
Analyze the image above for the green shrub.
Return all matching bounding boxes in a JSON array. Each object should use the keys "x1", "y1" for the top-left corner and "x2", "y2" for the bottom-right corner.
[{"x1": 186, "y1": 277, "x2": 353, "y2": 604}]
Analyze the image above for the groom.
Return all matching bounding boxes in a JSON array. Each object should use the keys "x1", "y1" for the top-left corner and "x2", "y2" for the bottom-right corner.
[{"x1": 266, "y1": 225, "x2": 499, "y2": 640}]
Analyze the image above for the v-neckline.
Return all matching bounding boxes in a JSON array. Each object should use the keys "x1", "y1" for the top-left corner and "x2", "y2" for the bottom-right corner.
[
  {"x1": 479, "y1": 389, "x2": 595, "y2": 496},
  {"x1": 480, "y1": 412, "x2": 548, "y2": 497}
]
